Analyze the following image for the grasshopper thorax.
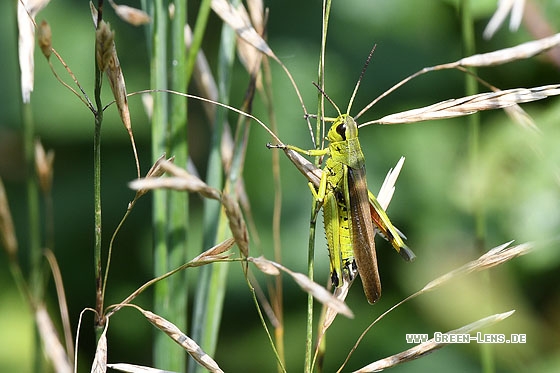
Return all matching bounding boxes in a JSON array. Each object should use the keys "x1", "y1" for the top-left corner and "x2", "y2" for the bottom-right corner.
[
  {"x1": 327, "y1": 114, "x2": 365, "y2": 169},
  {"x1": 327, "y1": 114, "x2": 359, "y2": 143}
]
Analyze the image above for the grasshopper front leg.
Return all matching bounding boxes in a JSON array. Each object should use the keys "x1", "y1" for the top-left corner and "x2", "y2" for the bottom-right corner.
[{"x1": 267, "y1": 142, "x2": 330, "y2": 202}]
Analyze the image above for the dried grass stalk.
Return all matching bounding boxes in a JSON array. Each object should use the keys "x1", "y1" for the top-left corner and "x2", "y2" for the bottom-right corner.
[
  {"x1": 107, "y1": 363, "x2": 175, "y2": 372},
  {"x1": 421, "y1": 241, "x2": 533, "y2": 293}
]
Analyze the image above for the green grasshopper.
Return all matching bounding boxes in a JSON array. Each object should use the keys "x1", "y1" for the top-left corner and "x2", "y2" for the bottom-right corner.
[{"x1": 269, "y1": 77, "x2": 415, "y2": 304}]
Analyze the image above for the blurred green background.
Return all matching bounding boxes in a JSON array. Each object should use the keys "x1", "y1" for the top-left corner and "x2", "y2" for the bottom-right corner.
[{"x1": 1, "y1": 0, "x2": 560, "y2": 372}]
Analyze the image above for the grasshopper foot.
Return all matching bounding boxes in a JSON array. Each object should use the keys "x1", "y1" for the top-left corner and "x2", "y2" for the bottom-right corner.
[{"x1": 266, "y1": 142, "x2": 286, "y2": 149}]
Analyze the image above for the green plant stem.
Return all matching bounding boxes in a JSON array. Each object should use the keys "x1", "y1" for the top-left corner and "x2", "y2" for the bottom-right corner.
[
  {"x1": 304, "y1": 205, "x2": 318, "y2": 373},
  {"x1": 22, "y1": 99, "x2": 43, "y2": 373},
  {"x1": 166, "y1": 0, "x2": 189, "y2": 370},
  {"x1": 305, "y1": 2, "x2": 331, "y2": 372},
  {"x1": 145, "y1": 0, "x2": 184, "y2": 370},
  {"x1": 22, "y1": 103, "x2": 41, "y2": 296},
  {"x1": 93, "y1": 34, "x2": 104, "y2": 332},
  {"x1": 185, "y1": 0, "x2": 211, "y2": 89},
  {"x1": 461, "y1": 1, "x2": 493, "y2": 373}
]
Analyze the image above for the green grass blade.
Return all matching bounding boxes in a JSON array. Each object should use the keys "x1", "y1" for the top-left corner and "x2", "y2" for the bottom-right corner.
[{"x1": 189, "y1": 2, "x2": 238, "y2": 371}]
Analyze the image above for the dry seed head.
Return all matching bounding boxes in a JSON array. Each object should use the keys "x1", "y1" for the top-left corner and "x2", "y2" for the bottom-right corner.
[
  {"x1": 34, "y1": 139, "x2": 55, "y2": 194},
  {"x1": 249, "y1": 256, "x2": 280, "y2": 276},
  {"x1": 35, "y1": 305, "x2": 72, "y2": 373},
  {"x1": 0, "y1": 179, "x2": 18, "y2": 259},
  {"x1": 168, "y1": 3, "x2": 175, "y2": 19},
  {"x1": 222, "y1": 193, "x2": 249, "y2": 257},
  {"x1": 190, "y1": 238, "x2": 235, "y2": 264},
  {"x1": 129, "y1": 161, "x2": 222, "y2": 200},
  {"x1": 141, "y1": 309, "x2": 224, "y2": 373},
  {"x1": 95, "y1": 21, "x2": 114, "y2": 72},
  {"x1": 37, "y1": 20, "x2": 52, "y2": 59},
  {"x1": 147, "y1": 154, "x2": 174, "y2": 179},
  {"x1": 134, "y1": 155, "x2": 174, "y2": 199},
  {"x1": 95, "y1": 20, "x2": 135, "y2": 171},
  {"x1": 109, "y1": 0, "x2": 151, "y2": 26}
]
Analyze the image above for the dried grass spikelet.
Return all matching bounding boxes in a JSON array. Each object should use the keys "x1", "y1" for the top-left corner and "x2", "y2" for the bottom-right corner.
[
  {"x1": 483, "y1": 0, "x2": 525, "y2": 39},
  {"x1": 235, "y1": 2, "x2": 264, "y2": 76},
  {"x1": 133, "y1": 154, "x2": 174, "y2": 200},
  {"x1": 0, "y1": 178, "x2": 18, "y2": 259},
  {"x1": 129, "y1": 160, "x2": 222, "y2": 201},
  {"x1": 139, "y1": 308, "x2": 224, "y2": 373},
  {"x1": 372, "y1": 85, "x2": 560, "y2": 125},
  {"x1": 37, "y1": 20, "x2": 52, "y2": 59},
  {"x1": 34, "y1": 139, "x2": 55, "y2": 194},
  {"x1": 248, "y1": 256, "x2": 354, "y2": 318},
  {"x1": 90, "y1": 317, "x2": 108, "y2": 373},
  {"x1": 189, "y1": 237, "x2": 236, "y2": 265},
  {"x1": 211, "y1": 0, "x2": 273, "y2": 58},
  {"x1": 35, "y1": 304, "x2": 72, "y2": 373},
  {"x1": 249, "y1": 256, "x2": 281, "y2": 275},
  {"x1": 222, "y1": 193, "x2": 249, "y2": 258},
  {"x1": 95, "y1": 19, "x2": 139, "y2": 178},
  {"x1": 95, "y1": 21, "x2": 114, "y2": 73},
  {"x1": 17, "y1": 0, "x2": 52, "y2": 103},
  {"x1": 108, "y1": 0, "x2": 150, "y2": 26},
  {"x1": 104, "y1": 36, "x2": 130, "y2": 133}
]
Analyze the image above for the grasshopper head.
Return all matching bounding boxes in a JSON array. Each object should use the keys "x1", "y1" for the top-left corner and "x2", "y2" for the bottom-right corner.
[{"x1": 327, "y1": 114, "x2": 358, "y2": 143}]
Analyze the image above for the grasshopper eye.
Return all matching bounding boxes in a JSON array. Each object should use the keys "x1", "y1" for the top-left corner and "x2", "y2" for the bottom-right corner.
[{"x1": 336, "y1": 122, "x2": 347, "y2": 140}]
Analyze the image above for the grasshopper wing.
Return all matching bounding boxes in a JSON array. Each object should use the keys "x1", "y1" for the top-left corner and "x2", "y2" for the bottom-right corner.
[
  {"x1": 347, "y1": 165, "x2": 382, "y2": 304},
  {"x1": 368, "y1": 191, "x2": 416, "y2": 262}
]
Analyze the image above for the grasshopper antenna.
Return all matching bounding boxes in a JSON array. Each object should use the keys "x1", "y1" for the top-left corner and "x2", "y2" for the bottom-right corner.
[
  {"x1": 312, "y1": 81, "x2": 342, "y2": 119},
  {"x1": 347, "y1": 44, "x2": 377, "y2": 116}
]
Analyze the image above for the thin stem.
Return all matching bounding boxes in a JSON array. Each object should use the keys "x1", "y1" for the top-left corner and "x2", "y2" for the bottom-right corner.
[
  {"x1": 305, "y1": 2, "x2": 331, "y2": 372},
  {"x1": 93, "y1": 106, "x2": 103, "y2": 327},
  {"x1": 15, "y1": 97, "x2": 41, "y2": 373},
  {"x1": 164, "y1": 0, "x2": 189, "y2": 369},
  {"x1": 93, "y1": 15, "x2": 104, "y2": 331},
  {"x1": 461, "y1": 1, "x2": 493, "y2": 372},
  {"x1": 185, "y1": 0, "x2": 212, "y2": 89},
  {"x1": 263, "y1": 54, "x2": 286, "y2": 369}
]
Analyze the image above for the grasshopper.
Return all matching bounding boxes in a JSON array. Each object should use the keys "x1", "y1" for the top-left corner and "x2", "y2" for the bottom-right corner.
[{"x1": 268, "y1": 74, "x2": 415, "y2": 304}]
